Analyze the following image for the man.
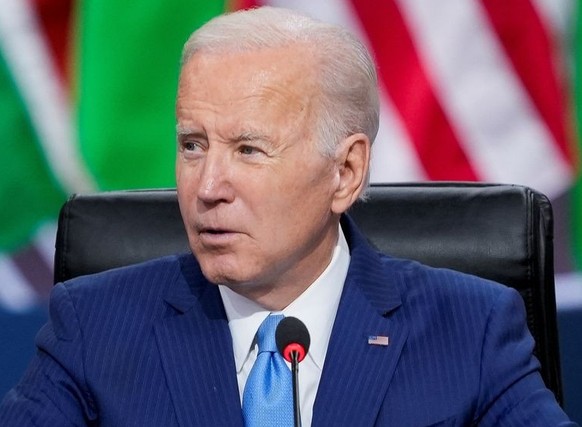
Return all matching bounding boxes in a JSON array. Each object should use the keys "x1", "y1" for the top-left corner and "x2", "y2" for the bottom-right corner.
[{"x1": 0, "y1": 6, "x2": 576, "y2": 426}]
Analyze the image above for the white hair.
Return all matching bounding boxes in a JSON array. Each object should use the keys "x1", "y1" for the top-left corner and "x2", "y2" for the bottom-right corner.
[{"x1": 180, "y1": 6, "x2": 380, "y2": 159}]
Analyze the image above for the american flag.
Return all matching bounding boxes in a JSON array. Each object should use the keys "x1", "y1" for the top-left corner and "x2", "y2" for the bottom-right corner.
[
  {"x1": 0, "y1": 0, "x2": 576, "y2": 312},
  {"x1": 368, "y1": 336, "x2": 390, "y2": 346}
]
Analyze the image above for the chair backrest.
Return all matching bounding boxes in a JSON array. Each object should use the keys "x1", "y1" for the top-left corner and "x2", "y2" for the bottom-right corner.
[{"x1": 54, "y1": 182, "x2": 562, "y2": 403}]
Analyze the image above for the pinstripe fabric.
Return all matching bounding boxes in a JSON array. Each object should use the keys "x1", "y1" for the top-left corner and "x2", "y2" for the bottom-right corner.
[
  {"x1": 0, "y1": 215, "x2": 575, "y2": 426},
  {"x1": 312, "y1": 216, "x2": 574, "y2": 426},
  {"x1": 0, "y1": 254, "x2": 243, "y2": 426}
]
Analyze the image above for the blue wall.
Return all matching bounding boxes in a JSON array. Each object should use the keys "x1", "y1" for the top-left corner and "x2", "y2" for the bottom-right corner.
[
  {"x1": 0, "y1": 307, "x2": 46, "y2": 394},
  {"x1": 558, "y1": 309, "x2": 582, "y2": 422}
]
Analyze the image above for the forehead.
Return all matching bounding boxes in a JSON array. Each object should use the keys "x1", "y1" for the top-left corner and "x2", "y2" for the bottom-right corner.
[{"x1": 177, "y1": 45, "x2": 318, "y2": 122}]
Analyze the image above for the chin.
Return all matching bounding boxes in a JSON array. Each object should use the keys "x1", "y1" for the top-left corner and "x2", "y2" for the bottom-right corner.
[
  {"x1": 205, "y1": 269, "x2": 271, "y2": 293},
  {"x1": 196, "y1": 252, "x2": 269, "y2": 287},
  {"x1": 199, "y1": 262, "x2": 246, "y2": 286}
]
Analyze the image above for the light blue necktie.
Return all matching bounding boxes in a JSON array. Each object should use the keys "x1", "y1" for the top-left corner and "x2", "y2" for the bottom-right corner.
[{"x1": 242, "y1": 314, "x2": 294, "y2": 427}]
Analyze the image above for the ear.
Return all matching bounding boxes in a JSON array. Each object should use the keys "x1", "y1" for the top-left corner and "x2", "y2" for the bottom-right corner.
[{"x1": 331, "y1": 133, "x2": 370, "y2": 214}]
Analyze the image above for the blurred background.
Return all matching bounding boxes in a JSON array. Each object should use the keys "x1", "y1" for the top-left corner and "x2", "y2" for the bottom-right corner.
[{"x1": 0, "y1": 0, "x2": 581, "y2": 421}]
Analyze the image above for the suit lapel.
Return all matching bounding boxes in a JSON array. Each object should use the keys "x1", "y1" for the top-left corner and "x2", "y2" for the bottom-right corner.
[
  {"x1": 152, "y1": 217, "x2": 407, "y2": 426},
  {"x1": 154, "y1": 256, "x2": 244, "y2": 427},
  {"x1": 312, "y1": 217, "x2": 409, "y2": 426}
]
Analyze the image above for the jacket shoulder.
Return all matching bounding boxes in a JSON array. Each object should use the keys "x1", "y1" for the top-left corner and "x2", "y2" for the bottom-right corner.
[
  {"x1": 380, "y1": 253, "x2": 509, "y2": 305},
  {"x1": 53, "y1": 254, "x2": 196, "y2": 325}
]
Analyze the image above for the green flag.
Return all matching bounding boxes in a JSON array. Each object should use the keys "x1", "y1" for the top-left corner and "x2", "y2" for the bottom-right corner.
[
  {"x1": 0, "y1": 0, "x2": 227, "y2": 253},
  {"x1": 0, "y1": 52, "x2": 66, "y2": 251},
  {"x1": 75, "y1": 0, "x2": 226, "y2": 190}
]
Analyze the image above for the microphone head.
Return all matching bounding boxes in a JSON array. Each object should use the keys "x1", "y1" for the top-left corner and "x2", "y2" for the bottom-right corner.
[{"x1": 275, "y1": 316, "x2": 311, "y2": 363}]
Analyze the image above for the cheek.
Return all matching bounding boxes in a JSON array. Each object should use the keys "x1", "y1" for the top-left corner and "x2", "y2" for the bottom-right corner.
[
  {"x1": 175, "y1": 161, "x2": 185, "y2": 194},
  {"x1": 176, "y1": 163, "x2": 198, "y2": 194},
  {"x1": 259, "y1": 182, "x2": 332, "y2": 238},
  {"x1": 176, "y1": 172, "x2": 198, "y2": 221},
  {"x1": 285, "y1": 163, "x2": 336, "y2": 206}
]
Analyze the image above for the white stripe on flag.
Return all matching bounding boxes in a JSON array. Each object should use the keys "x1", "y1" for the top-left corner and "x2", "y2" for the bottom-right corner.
[
  {"x1": 0, "y1": 255, "x2": 39, "y2": 312},
  {"x1": 532, "y1": 0, "x2": 573, "y2": 43},
  {"x1": 396, "y1": 0, "x2": 572, "y2": 197},
  {"x1": 0, "y1": 0, "x2": 97, "y2": 194},
  {"x1": 370, "y1": 86, "x2": 428, "y2": 183},
  {"x1": 555, "y1": 273, "x2": 582, "y2": 311},
  {"x1": 34, "y1": 222, "x2": 57, "y2": 270},
  {"x1": 265, "y1": 0, "x2": 427, "y2": 182}
]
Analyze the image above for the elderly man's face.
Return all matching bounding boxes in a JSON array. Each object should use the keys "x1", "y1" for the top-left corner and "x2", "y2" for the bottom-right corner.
[{"x1": 175, "y1": 45, "x2": 344, "y2": 307}]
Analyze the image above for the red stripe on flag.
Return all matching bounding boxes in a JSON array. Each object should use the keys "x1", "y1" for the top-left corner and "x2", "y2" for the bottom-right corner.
[
  {"x1": 350, "y1": 0, "x2": 478, "y2": 181},
  {"x1": 31, "y1": 0, "x2": 74, "y2": 85},
  {"x1": 481, "y1": 0, "x2": 575, "y2": 166},
  {"x1": 229, "y1": 0, "x2": 262, "y2": 11}
]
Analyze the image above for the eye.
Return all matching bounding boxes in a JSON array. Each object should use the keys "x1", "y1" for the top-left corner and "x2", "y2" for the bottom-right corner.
[
  {"x1": 180, "y1": 140, "x2": 203, "y2": 152},
  {"x1": 178, "y1": 139, "x2": 207, "y2": 160},
  {"x1": 183, "y1": 142, "x2": 196, "y2": 151},
  {"x1": 239, "y1": 145, "x2": 260, "y2": 155}
]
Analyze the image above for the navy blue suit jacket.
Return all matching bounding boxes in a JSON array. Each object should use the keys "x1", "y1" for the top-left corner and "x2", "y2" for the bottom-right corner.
[{"x1": 0, "y1": 216, "x2": 575, "y2": 426}]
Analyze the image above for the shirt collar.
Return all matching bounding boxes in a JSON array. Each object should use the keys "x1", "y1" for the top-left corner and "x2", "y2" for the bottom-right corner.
[{"x1": 219, "y1": 225, "x2": 350, "y2": 372}]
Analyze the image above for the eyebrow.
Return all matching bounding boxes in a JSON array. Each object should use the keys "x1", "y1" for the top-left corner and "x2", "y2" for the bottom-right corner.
[
  {"x1": 175, "y1": 125, "x2": 272, "y2": 145},
  {"x1": 176, "y1": 126, "x2": 208, "y2": 145},
  {"x1": 232, "y1": 130, "x2": 270, "y2": 143},
  {"x1": 176, "y1": 125, "x2": 200, "y2": 137}
]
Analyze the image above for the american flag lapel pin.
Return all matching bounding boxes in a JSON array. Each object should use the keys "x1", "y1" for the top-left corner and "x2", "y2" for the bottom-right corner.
[{"x1": 368, "y1": 335, "x2": 390, "y2": 346}]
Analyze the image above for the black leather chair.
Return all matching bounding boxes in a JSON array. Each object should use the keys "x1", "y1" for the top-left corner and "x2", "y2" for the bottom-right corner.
[{"x1": 54, "y1": 182, "x2": 563, "y2": 404}]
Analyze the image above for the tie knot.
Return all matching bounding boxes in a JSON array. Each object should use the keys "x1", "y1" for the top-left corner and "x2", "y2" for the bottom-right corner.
[{"x1": 256, "y1": 314, "x2": 283, "y2": 354}]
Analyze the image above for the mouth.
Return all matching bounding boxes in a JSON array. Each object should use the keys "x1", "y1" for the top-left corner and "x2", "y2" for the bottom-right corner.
[
  {"x1": 199, "y1": 227, "x2": 232, "y2": 235},
  {"x1": 196, "y1": 226, "x2": 241, "y2": 245}
]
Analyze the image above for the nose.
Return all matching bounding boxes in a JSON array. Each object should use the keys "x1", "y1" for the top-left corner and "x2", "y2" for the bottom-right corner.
[{"x1": 196, "y1": 148, "x2": 235, "y2": 205}]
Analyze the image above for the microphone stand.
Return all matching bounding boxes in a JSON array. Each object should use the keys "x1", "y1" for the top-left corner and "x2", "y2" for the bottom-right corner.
[
  {"x1": 291, "y1": 351, "x2": 302, "y2": 427},
  {"x1": 276, "y1": 317, "x2": 309, "y2": 427}
]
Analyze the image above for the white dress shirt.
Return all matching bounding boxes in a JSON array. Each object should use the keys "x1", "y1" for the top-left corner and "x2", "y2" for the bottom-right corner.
[{"x1": 218, "y1": 226, "x2": 350, "y2": 427}]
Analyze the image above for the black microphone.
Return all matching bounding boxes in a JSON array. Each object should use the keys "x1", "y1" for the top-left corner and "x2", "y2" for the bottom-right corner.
[{"x1": 276, "y1": 317, "x2": 311, "y2": 427}]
